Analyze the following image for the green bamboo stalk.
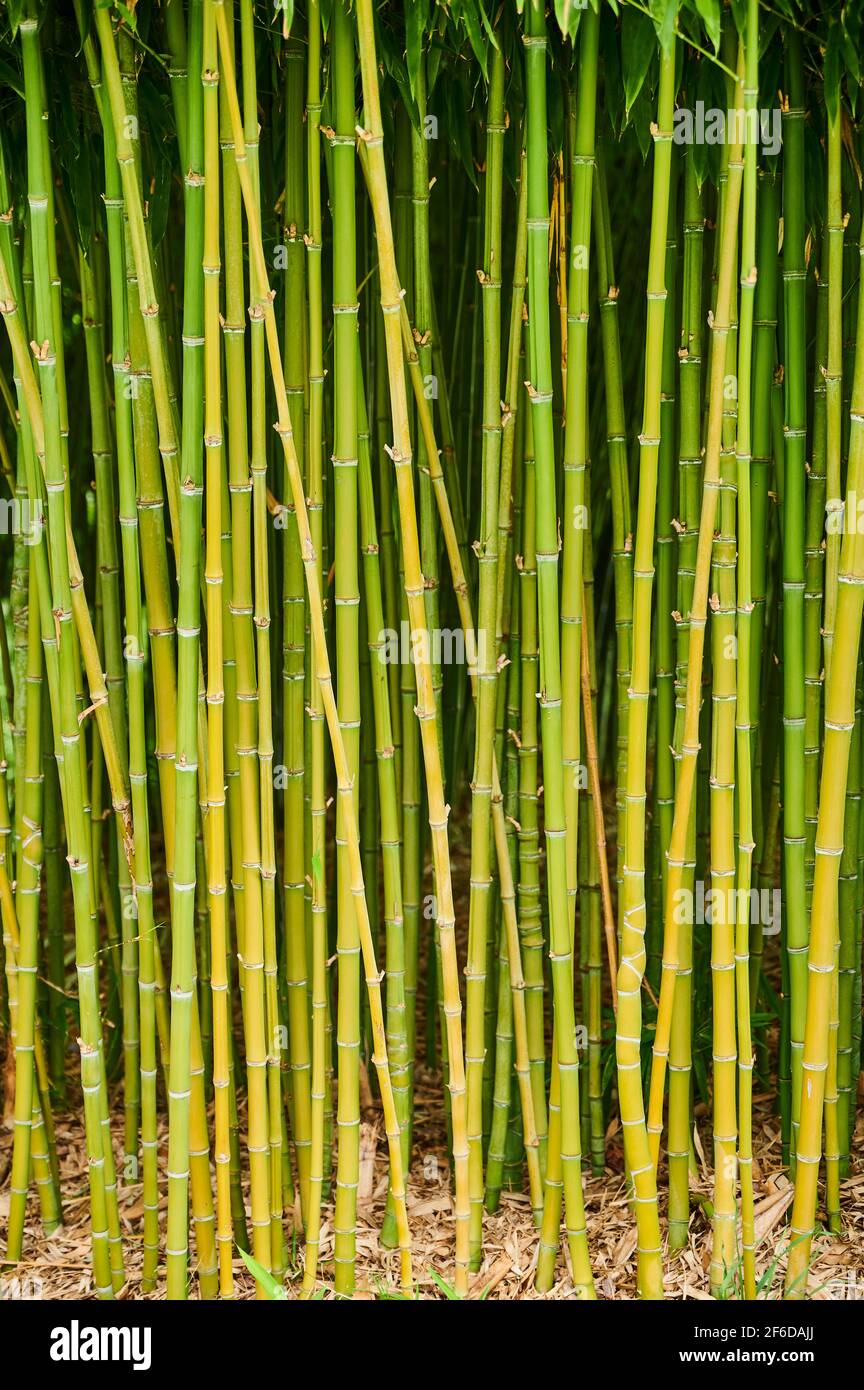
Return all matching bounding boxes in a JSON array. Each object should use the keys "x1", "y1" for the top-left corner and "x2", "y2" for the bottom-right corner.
[
  {"x1": 300, "y1": 0, "x2": 330, "y2": 1292},
  {"x1": 4, "y1": 548, "x2": 44, "y2": 1265},
  {"x1": 465, "y1": 38, "x2": 505, "y2": 1266},
  {"x1": 730, "y1": 0, "x2": 759, "y2": 1303},
  {"x1": 41, "y1": 688, "x2": 65, "y2": 1106},
  {"x1": 281, "y1": 33, "x2": 312, "y2": 1225},
  {"x1": 215, "y1": 0, "x2": 251, "y2": 1259},
  {"x1": 161, "y1": 0, "x2": 207, "y2": 1299},
  {"x1": 593, "y1": 144, "x2": 632, "y2": 945},
  {"x1": 356, "y1": 347, "x2": 409, "y2": 1245},
  {"x1": 201, "y1": 0, "x2": 233, "y2": 1299},
  {"x1": 486, "y1": 576, "x2": 522, "y2": 1212},
  {"x1": 236, "y1": 0, "x2": 285, "y2": 1281},
  {"x1": 525, "y1": 0, "x2": 594, "y2": 1300},
  {"x1": 391, "y1": 100, "x2": 426, "y2": 1143},
  {"x1": 748, "y1": 170, "x2": 780, "y2": 1009},
  {"x1": 217, "y1": 0, "x2": 274, "y2": 1288},
  {"x1": 645, "y1": 66, "x2": 745, "y2": 1202},
  {"x1": 0, "y1": 755, "x2": 62, "y2": 1239},
  {"x1": 653, "y1": 153, "x2": 678, "y2": 972},
  {"x1": 781, "y1": 32, "x2": 808, "y2": 1169},
  {"x1": 707, "y1": 36, "x2": 743, "y2": 1294},
  {"x1": 784, "y1": 192, "x2": 864, "y2": 1300},
  {"x1": 410, "y1": 58, "x2": 444, "y2": 783},
  {"x1": 806, "y1": 269, "x2": 827, "y2": 910},
  {"x1": 561, "y1": 7, "x2": 599, "y2": 943},
  {"x1": 667, "y1": 144, "x2": 703, "y2": 1250},
  {"x1": 1, "y1": 31, "x2": 124, "y2": 1294},
  {"x1": 330, "y1": 0, "x2": 362, "y2": 1296},
  {"x1": 81, "y1": 250, "x2": 140, "y2": 1176},
  {"x1": 823, "y1": 77, "x2": 844, "y2": 682},
  {"x1": 616, "y1": 35, "x2": 677, "y2": 1303}
]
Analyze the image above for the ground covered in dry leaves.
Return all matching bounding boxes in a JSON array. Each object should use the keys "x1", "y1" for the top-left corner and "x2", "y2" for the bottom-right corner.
[
  {"x1": 3, "y1": 825, "x2": 863, "y2": 1299},
  {"x1": 2, "y1": 1062, "x2": 864, "y2": 1301}
]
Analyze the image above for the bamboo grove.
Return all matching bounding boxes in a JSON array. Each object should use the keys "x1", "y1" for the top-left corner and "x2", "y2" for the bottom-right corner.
[{"x1": 0, "y1": 0, "x2": 863, "y2": 1302}]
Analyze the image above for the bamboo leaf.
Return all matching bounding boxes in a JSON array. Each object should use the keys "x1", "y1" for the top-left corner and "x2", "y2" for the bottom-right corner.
[
  {"x1": 427, "y1": 31, "x2": 444, "y2": 95},
  {"x1": 148, "y1": 151, "x2": 172, "y2": 250},
  {"x1": 453, "y1": 0, "x2": 490, "y2": 81},
  {"x1": 601, "y1": 1040, "x2": 617, "y2": 1094},
  {"x1": 238, "y1": 1247, "x2": 289, "y2": 1299},
  {"x1": 548, "y1": 59, "x2": 565, "y2": 153},
  {"x1": 477, "y1": 0, "x2": 497, "y2": 47},
  {"x1": 630, "y1": 84, "x2": 654, "y2": 160},
  {"x1": 600, "y1": 5, "x2": 623, "y2": 135},
  {"x1": 621, "y1": 6, "x2": 656, "y2": 114},
  {"x1": 375, "y1": 1281, "x2": 418, "y2": 1300},
  {"x1": 842, "y1": 27, "x2": 860, "y2": 86},
  {"x1": 553, "y1": 0, "x2": 583, "y2": 43},
  {"x1": 114, "y1": 0, "x2": 138, "y2": 31},
  {"x1": 843, "y1": 0, "x2": 862, "y2": 78},
  {"x1": 428, "y1": 1266, "x2": 464, "y2": 1299},
  {"x1": 758, "y1": 39, "x2": 782, "y2": 120},
  {"x1": 378, "y1": 16, "x2": 420, "y2": 128},
  {"x1": 692, "y1": 1046, "x2": 710, "y2": 1107},
  {"x1": 729, "y1": 0, "x2": 747, "y2": 37},
  {"x1": 693, "y1": 0, "x2": 720, "y2": 53},
  {"x1": 824, "y1": 23, "x2": 841, "y2": 124},
  {"x1": 5, "y1": 0, "x2": 26, "y2": 38},
  {"x1": 444, "y1": 71, "x2": 478, "y2": 188},
  {"x1": 275, "y1": 0, "x2": 295, "y2": 38},
  {"x1": 53, "y1": 68, "x2": 93, "y2": 253},
  {"x1": 649, "y1": 0, "x2": 678, "y2": 56},
  {"x1": 0, "y1": 56, "x2": 24, "y2": 99},
  {"x1": 405, "y1": 0, "x2": 429, "y2": 102}
]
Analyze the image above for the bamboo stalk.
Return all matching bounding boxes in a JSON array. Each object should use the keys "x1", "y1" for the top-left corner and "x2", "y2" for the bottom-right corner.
[
  {"x1": 616, "y1": 37, "x2": 677, "y2": 1303},
  {"x1": 214, "y1": 0, "x2": 413, "y2": 1291}
]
